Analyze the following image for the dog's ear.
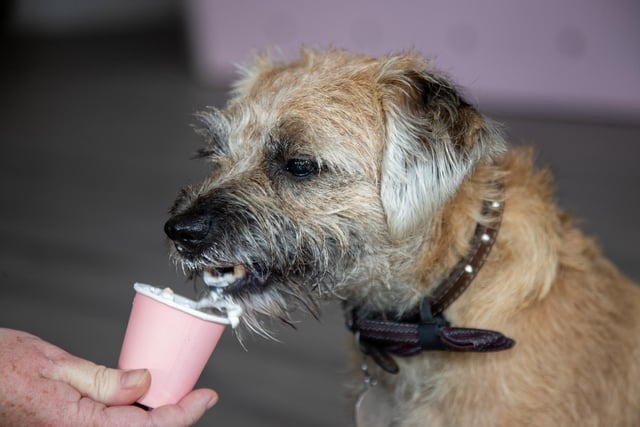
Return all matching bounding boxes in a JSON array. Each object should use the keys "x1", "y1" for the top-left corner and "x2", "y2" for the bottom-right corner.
[{"x1": 378, "y1": 66, "x2": 505, "y2": 238}]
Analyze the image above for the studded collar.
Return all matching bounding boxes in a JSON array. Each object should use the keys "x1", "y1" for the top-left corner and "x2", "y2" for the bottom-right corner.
[{"x1": 347, "y1": 189, "x2": 515, "y2": 374}]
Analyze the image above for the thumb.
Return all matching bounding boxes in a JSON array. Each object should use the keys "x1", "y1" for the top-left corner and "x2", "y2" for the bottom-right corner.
[{"x1": 51, "y1": 357, "x2": 151, "y2": 406}]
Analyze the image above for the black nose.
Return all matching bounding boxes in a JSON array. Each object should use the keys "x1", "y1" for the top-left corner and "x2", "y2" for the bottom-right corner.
[{"x1": 164, "y1": 213, "x2": 212, "y2": 254}]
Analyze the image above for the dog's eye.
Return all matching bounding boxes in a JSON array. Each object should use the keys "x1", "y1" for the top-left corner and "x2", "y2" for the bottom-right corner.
[{"x1": 285, "y1": 158, "x2": 319, "y2": 178}]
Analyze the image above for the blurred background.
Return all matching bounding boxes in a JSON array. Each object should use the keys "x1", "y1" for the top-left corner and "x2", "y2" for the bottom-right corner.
[{"x1": 0, "y1": 1, "x2": 638, "y2": 426}]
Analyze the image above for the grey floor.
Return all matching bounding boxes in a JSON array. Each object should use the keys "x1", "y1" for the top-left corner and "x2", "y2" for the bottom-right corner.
[{"x1": 1, "y1": 27, "x2": 639, "y2": 427}]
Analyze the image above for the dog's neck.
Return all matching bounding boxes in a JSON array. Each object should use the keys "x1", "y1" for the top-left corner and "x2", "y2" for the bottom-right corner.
[
  {"x1": 347, "y1": 176, "x2": 514, "y2": 373},
  {"x1": 423, "y1": 193, "x2": 504, "y2": 315}
]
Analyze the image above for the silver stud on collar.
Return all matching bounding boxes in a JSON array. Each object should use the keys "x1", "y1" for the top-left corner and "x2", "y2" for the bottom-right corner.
[
  {"x1": 464, "y1": 264, "x2": 474, "y2": 274},
  {"x1": 481, "y1": 233, "x2": 491, "y2": 243}
]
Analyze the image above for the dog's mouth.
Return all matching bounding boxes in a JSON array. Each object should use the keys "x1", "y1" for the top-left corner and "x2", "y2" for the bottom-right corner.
[{"x1": 202, "y1": 264, "x2": 270, "y2": 295}]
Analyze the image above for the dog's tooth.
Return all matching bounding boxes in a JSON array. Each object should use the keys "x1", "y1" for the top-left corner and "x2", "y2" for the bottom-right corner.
[
  {"x1": 234, "y1": 264, "x2": 247, "y2": 278},
  {"x1": 202, "y1": 265, "x2": 247, "y2": 289}
]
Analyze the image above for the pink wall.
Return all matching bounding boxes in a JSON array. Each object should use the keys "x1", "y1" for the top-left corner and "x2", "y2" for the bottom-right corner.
[{"x1": 186, "y1": 0, "x2": 640, "y2": 121}]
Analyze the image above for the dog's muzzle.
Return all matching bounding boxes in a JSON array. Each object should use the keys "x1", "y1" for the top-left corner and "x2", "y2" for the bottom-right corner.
[{"x1": 164, "y1": 212, "x2": 270, "y2": 294}]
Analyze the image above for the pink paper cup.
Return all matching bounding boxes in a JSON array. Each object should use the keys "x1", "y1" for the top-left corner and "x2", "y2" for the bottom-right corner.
[{"x1": 118, "y1": 283, "x2": 239, "y2": 408}]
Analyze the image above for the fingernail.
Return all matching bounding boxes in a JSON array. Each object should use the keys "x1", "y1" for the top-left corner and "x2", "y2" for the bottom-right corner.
[
  {"x1": 206, "y1": 393, "x2": 218, "y2": 410},
  {"x1": 121, "y1": 369, "x2": 149, "y2": 389}
]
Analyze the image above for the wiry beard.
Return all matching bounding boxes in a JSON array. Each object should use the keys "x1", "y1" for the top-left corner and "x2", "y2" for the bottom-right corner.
[{"x1": 167, "y1": 220, "x2": 361, "y2": 340}]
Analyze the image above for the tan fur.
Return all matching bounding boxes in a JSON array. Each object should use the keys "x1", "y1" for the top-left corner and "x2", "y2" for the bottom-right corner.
[
  {"x1": 373, "y1": 149, "x2": 640, "y2": 426},
  {"x1": 167, "y1": 48, "x2": 640, "y2": 426}
]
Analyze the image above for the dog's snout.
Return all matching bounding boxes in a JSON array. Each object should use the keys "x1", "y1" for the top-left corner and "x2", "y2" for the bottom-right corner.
[{"x1": 164, "y1": 213, "x2": 212, "y2": 253}]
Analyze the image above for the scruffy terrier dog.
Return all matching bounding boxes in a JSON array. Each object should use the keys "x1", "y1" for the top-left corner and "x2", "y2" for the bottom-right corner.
[{"x1": 164, "y1": 49, "x2": 640, "y2": 426}]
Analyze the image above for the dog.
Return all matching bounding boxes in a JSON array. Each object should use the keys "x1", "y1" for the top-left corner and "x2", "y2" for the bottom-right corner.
[{"x1": 164, "y1": 48, "x2": 640, "y2": 426}]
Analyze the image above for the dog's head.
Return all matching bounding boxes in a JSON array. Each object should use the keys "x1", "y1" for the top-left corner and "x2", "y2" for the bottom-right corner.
[{"x1": 165, "y1": 49, "x2": 505, "y2": 331}]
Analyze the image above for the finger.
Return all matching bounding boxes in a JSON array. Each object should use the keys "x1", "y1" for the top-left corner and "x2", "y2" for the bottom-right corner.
[
  {"x1": 149, "y1": 389, "x2": 218, "y2": 427},
  {"x1": 100, "y1": 389, "x2": 217, "y2": 427},
  {"x1": 49, "y1": 356, "x2": 151, "y2": 406}
]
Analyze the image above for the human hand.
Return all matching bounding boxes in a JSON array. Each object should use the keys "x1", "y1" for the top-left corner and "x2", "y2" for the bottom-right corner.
[{"x1": 0, "y1": 328, "x2": 217, "y2": 427}]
